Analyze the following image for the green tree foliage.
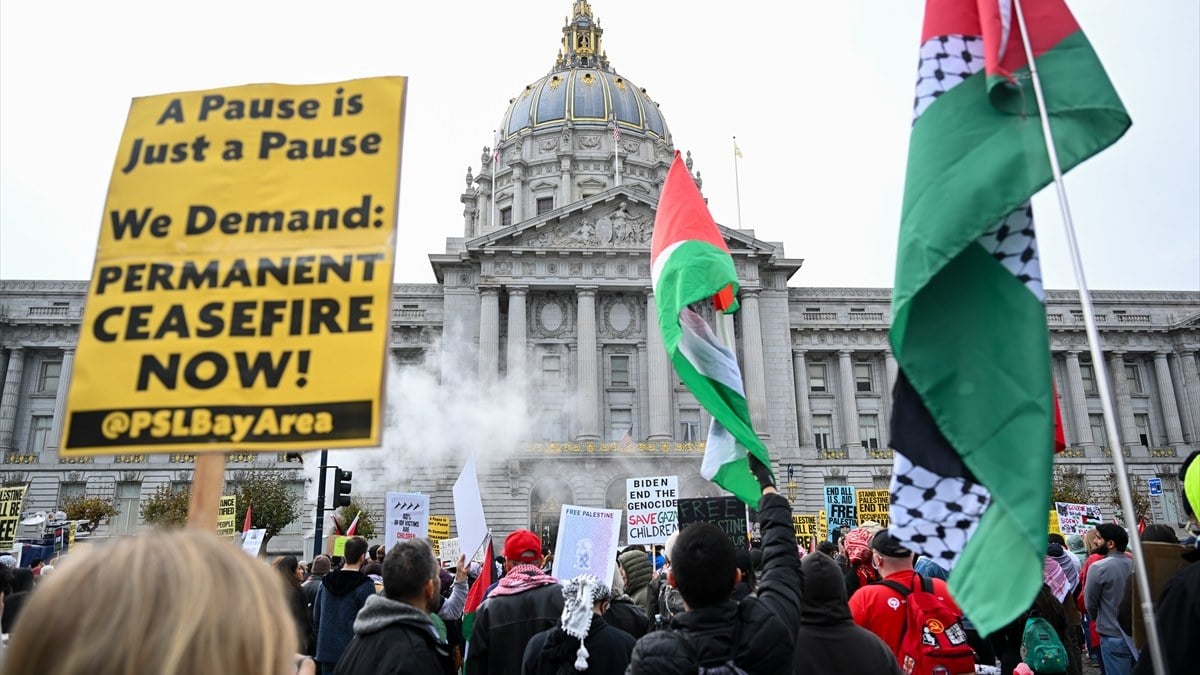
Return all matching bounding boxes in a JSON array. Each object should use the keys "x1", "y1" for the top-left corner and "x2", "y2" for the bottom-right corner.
[
  {"x1": 140, "y1": 485, "x2": 191, "y2": 530},
  {"x1": 234, "y1": 471, "x2": 302, "y2": 546},
  {"x1": 335, "y1": 497, "x2": 379, "y2": 540},
  {"x1": 62, "y1": 495, "x2": 119, "y2": 530}
]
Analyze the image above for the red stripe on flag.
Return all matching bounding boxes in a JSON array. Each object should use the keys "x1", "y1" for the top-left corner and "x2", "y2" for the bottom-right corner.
[
  {"x1": 920, "y1": 0, "x2": 1079, "y2": 82},
  {"x1": 650, "y1": 152, "x2": 731, "y2": 264}
]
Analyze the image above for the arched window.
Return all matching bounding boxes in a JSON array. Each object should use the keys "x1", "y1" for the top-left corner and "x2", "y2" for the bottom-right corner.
[
  {"x1": 529, "y1": 478, "x2": 573, "y2": 555},
  {"x1": 605, "y1": 476, "x2": 630, "y2": 542}
]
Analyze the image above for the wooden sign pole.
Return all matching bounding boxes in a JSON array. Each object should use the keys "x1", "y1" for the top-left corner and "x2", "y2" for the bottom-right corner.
[{"x1": 187, "y1": 453, "x2": 226, "y2": 530}]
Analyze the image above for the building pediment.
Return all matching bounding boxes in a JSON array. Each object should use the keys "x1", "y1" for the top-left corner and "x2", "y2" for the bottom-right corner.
[{"x1": 465, "y1": 187, "x2": 781, "y2": 257}]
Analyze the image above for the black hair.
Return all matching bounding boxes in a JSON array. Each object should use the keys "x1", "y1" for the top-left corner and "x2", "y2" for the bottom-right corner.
[
  {"x1": 383, "y1": 538, "x2": 438, "y2": 602},
  {"x1": 1141, "y1": 523, "x2": 1177, "y2": 544},
  {"x1": 343, "y1": 536, "x2": 369, "y2": 564},
  {"x1": 273, "y1": 555, "x2": 301, "y2": 590},
  {"x1": 817, "y1": 541, "x2": 838, "y2": 557},
  {"x1": 1048, "y1": 533, "x2": 1067, "y2": 547},
  {"x1": 671, "y1": 523, "x2": 736, "y2": 609},
  {"x1": 1095, "y1": 523, "x2": 1129, "y2": 553}
]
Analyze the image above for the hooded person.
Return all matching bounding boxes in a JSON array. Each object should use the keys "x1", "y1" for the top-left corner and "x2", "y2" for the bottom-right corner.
[
  {"x1": 313, "y1": 536, "x2": 376, "y2": 675},
  {"x1": 617, "y1": 547, "x2": 654, "y2": 613},
  {"x1": 334, "y1": 538, "x2": 454, "y2": 675},
  {"x1": 522, "y1": 574, "x2": 636, "y2": 675},
  {"x1": 604, "y1": 566, "x2": 650, "y2": 639},
  {"x1": 792, "y1": 549, "x2": 902, "y2": 674},
  {"x1": 840, "y1": 526, "x2": 881, "y2": 597}
]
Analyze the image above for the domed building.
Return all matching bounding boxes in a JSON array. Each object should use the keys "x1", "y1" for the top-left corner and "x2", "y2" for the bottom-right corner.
[{"x1": 0, "y1": 1, "x2": 1196, "y2": 556}]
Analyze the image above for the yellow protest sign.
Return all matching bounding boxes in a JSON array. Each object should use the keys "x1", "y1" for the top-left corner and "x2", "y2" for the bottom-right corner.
[
  {"x1": 856, "y1": 489, "x2": 891, "y2": 528},
  {"x1": 1048, "y1": 509, "x2": 1062, "y2": 537},
  {"x1": 817, "y1": 510, "x2": 828, "y2": 542},
  {"x1": 0, "y1": 485, "x2": 28, "y2": 551},
  {"x1": 792, "y1": 513, "x2": 819, "y2": 541},
  {"x1": 217, "y1": 495, "x2": 237, "y2": 539},
  {"x1": 68, "y1": 521, "x2": 77, "y2": 549},
  {"x1": 428, "y1": 515, "x2": 451, "y2": 555},
  {"x1": 61, "y1": 77, "x2": 407, "y2": 455}
]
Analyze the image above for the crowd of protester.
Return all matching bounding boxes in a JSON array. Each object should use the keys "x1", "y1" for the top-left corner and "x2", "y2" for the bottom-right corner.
[{"x1": 0, "y1": 450, "x2": 1195, "y2": 674}]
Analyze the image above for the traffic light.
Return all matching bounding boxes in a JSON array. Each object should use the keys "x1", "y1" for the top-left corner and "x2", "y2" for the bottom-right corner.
[{"x1": 333, "y1": 468, "x2": 353, "y2": 507}]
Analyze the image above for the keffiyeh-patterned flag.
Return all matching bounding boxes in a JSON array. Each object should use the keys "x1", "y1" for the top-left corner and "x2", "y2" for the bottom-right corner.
[{"x1": 888, "y1": 0, "x2": 1129, "y2": 635}]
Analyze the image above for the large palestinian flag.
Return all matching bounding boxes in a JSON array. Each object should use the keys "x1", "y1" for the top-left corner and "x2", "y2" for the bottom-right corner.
[
  {"x1": 889, "y1": 0, "x2": 1129, "y2": 635},
  {"x1": 651, "y1": 151, "x2": 770, "y2": 507}
]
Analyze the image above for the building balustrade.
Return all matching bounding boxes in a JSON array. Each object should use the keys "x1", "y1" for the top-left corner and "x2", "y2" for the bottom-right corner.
[
  {"x1": 1116, "y1": 314, "x2": 1151, "y2": 324},
  {"x1": 3, "y1": 452, "x2": 38, "y2": 464},
  {"x1": 393, "y1": 307, "x2": 427, "y2": 320},
  {"x1": 114, "y1": 454, "x2": 147, "y2": 464},
  {"x1": 818, "y1": 449, "x2": 849, "y2": 460},
  {"x1": 867, "y1": 448, "x2": 894, "y2": 460},
  {"x1": 524, "y1": 440, "x2": 705, "y2": 454},
  {"x1": 1149, "y1": 447, "x2": 1178, "y2": 458},
  {"x1": 1058, "y1": 447, "x2": 1086, "y2": 458},
  {"x1": 61, "y1": 456, "x2": 94, "y2": 464}
]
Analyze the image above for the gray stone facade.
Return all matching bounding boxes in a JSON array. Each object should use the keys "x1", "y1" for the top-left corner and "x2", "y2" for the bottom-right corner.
[{"x1": 2, "y1": 2, "x2": 1196, "y2": 553}]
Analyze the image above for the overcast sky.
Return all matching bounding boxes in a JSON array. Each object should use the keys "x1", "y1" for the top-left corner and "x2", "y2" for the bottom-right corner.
[{"x1": 2, "y1": 1, "x2": 1197, "y2": 291}]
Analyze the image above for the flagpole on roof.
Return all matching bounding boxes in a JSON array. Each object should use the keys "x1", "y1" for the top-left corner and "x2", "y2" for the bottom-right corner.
[
  {"x1": 1011, "y1": 1, "x2": 1165, "y2": 672},
  {"x1": 732, "y1": 136, "x2": 743, "y2": 229}
]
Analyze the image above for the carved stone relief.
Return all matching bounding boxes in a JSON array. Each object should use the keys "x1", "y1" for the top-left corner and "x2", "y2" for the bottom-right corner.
[
  {"x1": 569, "y1": 262, "x2": 583, "y2": 276},
  {"x1": 531, "y1": 293, "x2": 574, "y2": 338},
  {"x1": 538, "y1": 138, "x2": 557, "y2": 154},
  {"x1": 522, "y1": 262, "x2": 537, "y2": 276},
  {"x1": 522, "y1": 203, "x2": 650, "y2": 249},
  {"x1": 593, "y1": 263, "x2": 607, "y2": 276},
  {"x1": 600, "y1": 294, "x2": 642, "y2": 339},
  {"x1": 580, "y1": 135, "x2": 601, "y2": 150},
  {"x1": 495, "y1": 261, "x2": 513, "y2": 275}
]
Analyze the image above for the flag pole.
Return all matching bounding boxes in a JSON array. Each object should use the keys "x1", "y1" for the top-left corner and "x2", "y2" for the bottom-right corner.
[
  {"x1": 732, "y1": 136, "x2": 743, "y2": 229},
  {"x1": 1011, "y1": 1, "x2": 1165, "y2": 671}
]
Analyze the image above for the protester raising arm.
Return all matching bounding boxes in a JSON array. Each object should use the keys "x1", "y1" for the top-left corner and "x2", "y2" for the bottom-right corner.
[
  {"x1": 439, "y1": 555, "x2": 470, "y2": 620},
  {"x1": 746, "y1": 454, "x2": 804, "y2": 633}
]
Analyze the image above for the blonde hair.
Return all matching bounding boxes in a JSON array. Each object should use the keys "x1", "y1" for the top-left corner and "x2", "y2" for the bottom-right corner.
[{"x1": 7, "y1": 529, "x2": 297, "y2": 675}]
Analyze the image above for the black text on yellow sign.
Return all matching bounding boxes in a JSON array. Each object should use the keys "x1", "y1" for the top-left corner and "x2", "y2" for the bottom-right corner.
[
  {"x1": 0, "y1": 486, "x2": 29, "y2": 551},
  {"x1": 62, "y1": 77, "x2": 407, "y2": 455}
]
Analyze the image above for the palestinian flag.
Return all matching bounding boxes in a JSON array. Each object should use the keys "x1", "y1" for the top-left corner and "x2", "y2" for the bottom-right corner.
[
  {"x1": 461, "y1": 534, "x2": 494, "y2": 642},
  {"x1": 651, "y1": 151, "x2": 770, "y2": 507},
  {"x1": 888, "y1": 0, "x2": 1129, "y2": 635}
]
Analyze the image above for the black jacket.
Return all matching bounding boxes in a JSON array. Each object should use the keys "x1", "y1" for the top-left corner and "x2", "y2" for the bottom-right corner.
[
  {"x1": 627, "y1": 492, "x2": 803, "y2": 674},
  {"x1": 604, "y1": 594, "x2": 650, "y2": 639},
  {"x1": 521, "y1": 615, "x2": 635, "y2": 675},
  {"x1": 334, "y1": 595, "x2": 453, "y2": 675},
  {"x1": 793, "y1": 552, "x2": 902, "y2": 674},
  {"x1": 465, "y1": 575, "x2": 564, "y2": 675}
]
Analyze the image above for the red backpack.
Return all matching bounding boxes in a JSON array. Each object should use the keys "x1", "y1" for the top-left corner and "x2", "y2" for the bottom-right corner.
[{"x1": 875, "y1": 574, "x2": 976, "y2": 675}]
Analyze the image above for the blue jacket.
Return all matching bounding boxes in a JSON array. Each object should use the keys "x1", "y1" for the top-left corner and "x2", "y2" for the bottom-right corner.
[{"x1": 312, "y1": 569, "x2": 376, "y2": 665}]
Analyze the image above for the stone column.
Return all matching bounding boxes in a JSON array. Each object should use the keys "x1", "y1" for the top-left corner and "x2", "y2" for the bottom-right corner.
[
  {"x1": 1153, "y1": 351, "x2": 1185, "y2": 447},
  {"x1": 883, "y1": 350, "x2": 898, "y2": 396},
  {"x1": 478, "y1": 286, "x2": 500, "y2": 381},
  {"x1": 792, "y1": 350, "x2": 813, "y2": 447},
  {"x1": 1063, "y1": 351, "x2": 1094, "y2": 446},
  {"x1": 1108, "y1": 351, "x2": 1137, "y2": 448},
  {"x1": 506, "y1": 286, "x2": 528, "y2": 382},
  {"x1": 645, "y1": 290, "x2": 672, "y2": 441},
  {"x1": 837, "y1": 349, "x2": 861, "y2": 448},
  {"x1": 575, "y1": 287, "x2": 600, "y2": 441},
  {"x1": 511, "y1": 166, "x2": 525, "y2": 224},
  {"x1": 1179, "y1": 350, "x2": 1200, "y2": 444},
  {"x1": 47, "y1": 347, "x2": 75, "y2": 455},
  {"x1": 0, "y1": 347, "x2": 25, "y2": 452},
  {"x1": 1168, "y1": 352, "x2": 1195, "y2": 444},
  {"x1": 738, "y1": 290, "x2": 769, "y2": 436}
]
